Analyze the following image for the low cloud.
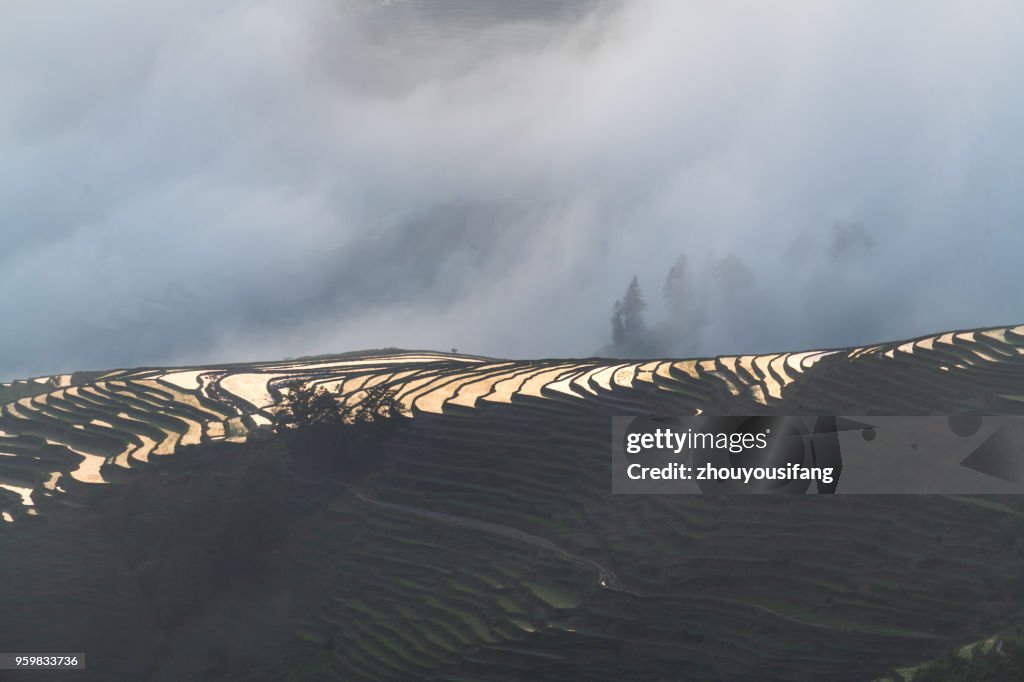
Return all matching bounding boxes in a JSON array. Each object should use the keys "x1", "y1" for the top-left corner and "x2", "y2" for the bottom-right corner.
[{"x1": 3, "y1": 0, "x2": 1024, "y2": 379}]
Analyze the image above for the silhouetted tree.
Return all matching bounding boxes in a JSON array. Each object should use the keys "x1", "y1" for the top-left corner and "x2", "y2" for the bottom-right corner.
[
  {"x1": 659, "y1": 254, "x2": 704, "y2": 356},
  {"x1": 620, "y1": 276, "x2": 646, "y2": 336},
  {"x1": 273, "y1": 380, "x2": 342, "y2": 433},
  {"x1": 274, "y1": 381, "x2": 405, "y2": 433},
  {"x1": 274, "y1": 380, "x2": 406, "y2": 482},
  {"x1": 663, "y1": 255, "x2": 687, "y2": 307},
  {"x1": 609, "y1": 276, "x2": 652, "y2": 355},
  {"x1": 342, "y1": 384, "x2": 404, "y2": 424}
]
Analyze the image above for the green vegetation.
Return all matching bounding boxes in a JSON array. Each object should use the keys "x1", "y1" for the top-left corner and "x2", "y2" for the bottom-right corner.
[{"x1": 880, "y1": 636, "x2": 1024, "y2": 681}]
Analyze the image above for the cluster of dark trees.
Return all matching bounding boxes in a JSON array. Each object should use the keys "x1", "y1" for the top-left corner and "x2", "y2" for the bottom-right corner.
[
  {"x1": 609, "y1": 276, "x2": 652, "y2": 356},
  {"x1": 601, "y1": 254, "x2": 707, "y2": 358},
  {"x1": 600, "y1": 221, "x2": 876, "y2": 359},
  {"x1": 273, "y1": 381, "x2": 405, "y2": 480}
]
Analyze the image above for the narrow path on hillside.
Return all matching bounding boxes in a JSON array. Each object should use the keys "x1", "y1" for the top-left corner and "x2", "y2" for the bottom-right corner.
[{"x1": 346, "y1": 487, "x2": 942, "y2": 641}]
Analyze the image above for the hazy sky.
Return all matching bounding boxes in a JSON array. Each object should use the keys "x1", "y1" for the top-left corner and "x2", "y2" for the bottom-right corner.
[{"x1": 3, "y1": 0, "x2": 1024, "y2": 380}]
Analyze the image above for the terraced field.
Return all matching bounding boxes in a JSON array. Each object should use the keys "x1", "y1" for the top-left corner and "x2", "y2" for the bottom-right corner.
[{"x1": 3, "y1": 325, "x2": 1024, "y2": 680}]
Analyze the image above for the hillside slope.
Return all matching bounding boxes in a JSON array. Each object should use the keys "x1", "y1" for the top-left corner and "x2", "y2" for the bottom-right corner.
[{"x1": 3, "y1": 325, "x2": 1024, "y2": 681}]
